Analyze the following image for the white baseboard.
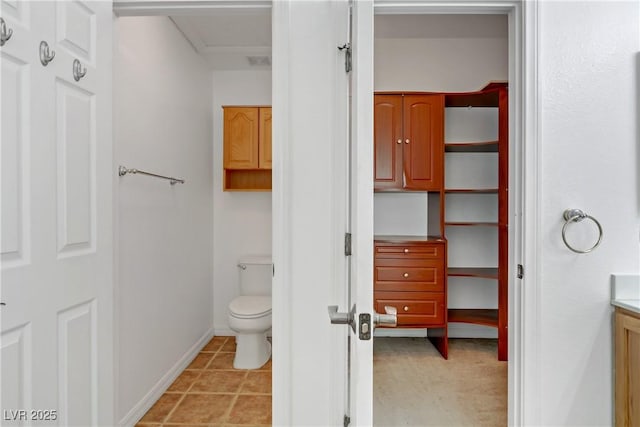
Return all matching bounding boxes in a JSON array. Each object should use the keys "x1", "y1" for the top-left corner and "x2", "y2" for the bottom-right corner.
[
  {"x1": 214, "y1": 327, "x2": 271, "y2": 338},
  {"x1": 447, "y1": 324, "x2": 498, "y2": 338},
  {"x1": 118, "y1": 328, "x2": 215, "y2": 427},
  {"x1": 373, "y1": 325, "x2": 498, "y2": 339},
  {"x1": 374, "y1": 328, "x2": 428, "y2": 337},
  {"x1": 213, "y1": 327, "x2": 236, "y2": 337}
]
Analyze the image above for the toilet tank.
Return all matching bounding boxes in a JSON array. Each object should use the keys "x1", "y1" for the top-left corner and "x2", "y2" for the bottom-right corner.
[{"x1": 238, "y1": 255, "x2": 272, "y2": 296}]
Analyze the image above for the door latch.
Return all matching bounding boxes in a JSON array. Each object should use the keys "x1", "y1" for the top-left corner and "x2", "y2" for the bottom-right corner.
[
  {"x1": 328, "y1": 305, "x2": 356, "y2": 333},
  {"x1": 359, "y1": 313, "x2": 371, "y2": 340}
]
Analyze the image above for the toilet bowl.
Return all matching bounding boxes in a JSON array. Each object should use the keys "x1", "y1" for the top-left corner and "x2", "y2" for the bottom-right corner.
[
  {"x1": 227, "y1": 256, "x2": 272, "y2": 369},
  {"x1": 228, "y1": 296, "x2": 272, "y2": 369}
]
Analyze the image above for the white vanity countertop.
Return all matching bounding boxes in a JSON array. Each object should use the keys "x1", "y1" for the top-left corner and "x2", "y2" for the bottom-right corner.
[{"x1": 611, "y1": 274, "x2": 640, "y2": 315}]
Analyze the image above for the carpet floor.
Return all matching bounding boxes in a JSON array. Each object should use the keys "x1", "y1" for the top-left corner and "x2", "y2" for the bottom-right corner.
[{"x1": 373, "y1": 337, "x2": 507, "y2": 427}]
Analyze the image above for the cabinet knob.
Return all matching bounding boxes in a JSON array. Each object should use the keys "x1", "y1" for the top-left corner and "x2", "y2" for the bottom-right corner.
[
  {"x1": 403, "y1": 306, "x2": 409, "y2": 312},
  {"x1": 403, "y1": 248, "x2": 409, "y2": 253},
  {"x1": 405, "y1": 139, "x2": 410, "y2": 144},
  {"x1": 403, "y1": 272, "x2": 409, "y2": 278},
  {"x1": 396, "y1": 139, "x2": 402, "y2": 144}
]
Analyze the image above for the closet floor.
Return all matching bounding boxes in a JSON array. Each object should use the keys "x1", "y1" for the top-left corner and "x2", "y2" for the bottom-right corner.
[
  {"x1": 374, "y1": 337, "x2": 507, "y2": 427},
  {"x1": 136, "y1": 336, "x2": 271, "y2": 427}
]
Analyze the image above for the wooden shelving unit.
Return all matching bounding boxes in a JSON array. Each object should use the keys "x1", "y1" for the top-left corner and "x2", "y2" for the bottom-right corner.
[
  {"x1": 443, "y1": 82, "x2": 508, "y2": 361},
  {"x1": 445, "y1": 141, "x2": 498, "y2": 153},
  {"x1": 372, "y1": 83, "x2": 508, "y2": 361},
  {"x1": 447, "y1": 267, "x2": 499, "y2": 279},
  {"x1": 448, "y1": 309, "x2": 498, "y2": 327}
]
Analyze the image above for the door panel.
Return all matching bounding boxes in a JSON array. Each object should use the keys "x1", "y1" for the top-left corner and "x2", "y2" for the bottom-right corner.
[
  {"x1": 0, "y1": 2, "x2": 113, "y2": 425},
  {"x1": 55, "y1": 0, "x2": 96, "y2": 64},
  {"x1": 259, "y1": 107, "x2": 272, "y2": 169},
  {"x1": 1, "y1": 324, "x2": 32, "y2": 419},
  {"x1": 1, "y1": 52, "x2": 29, "y2": 267},
  {"x1": 55, "y1": 80, "x2": 96, "y2": 255},
  {"x1": 403, "y1": 94, "x2": 444, "y2": 190},
  {"x1": 373, "y1": 95, "x2": 402, "y2": 189},
  {"x1": 224, "y1": 107, "x2": 259, "y2": 169}
]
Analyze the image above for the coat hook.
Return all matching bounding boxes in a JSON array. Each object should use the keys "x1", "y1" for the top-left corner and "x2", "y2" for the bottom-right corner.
[
  {"x1": 0, "y1": 17, "x2": 12, "y2": 46},
  {"x1": 73, "y1": 58, "x2": 86, "y2": 81},
  {"x1": 39, "y1": 40, "x2": 56, "y2": 66}
]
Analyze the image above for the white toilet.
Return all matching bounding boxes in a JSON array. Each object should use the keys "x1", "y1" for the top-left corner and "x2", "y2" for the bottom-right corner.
[{"x1": 227, "y1": 255, "x2": 272, "y2": 369}]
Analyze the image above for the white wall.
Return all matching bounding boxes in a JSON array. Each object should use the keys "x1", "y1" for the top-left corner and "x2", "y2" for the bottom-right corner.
[
  {"x1": 211, "y1": 70, "x2": 272, "y2": 335},
  {"x1": 114, "y1": 16, "x2": 213, "y2": 423},
  {"x1": 374, "y1": 15, "x2": 508, "y2": 92},
  {"x1": 538, "y1": 2, "x2": 639, "y2": 425},
  {"x1": 373, "y1": 15, "x2": 507, "y2": 337}
]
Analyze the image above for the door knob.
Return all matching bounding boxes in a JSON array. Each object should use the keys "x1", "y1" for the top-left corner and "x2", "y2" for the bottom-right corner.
[
  {"x1": 328, "y1": 304, "x2": 356, "y2": 333},
  {"x1": 373, "y1": 306, "x2": 397, "y2": 327}
]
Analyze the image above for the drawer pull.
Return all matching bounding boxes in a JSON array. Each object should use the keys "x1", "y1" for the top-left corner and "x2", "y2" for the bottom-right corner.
[
  {"x1": 404, "y1": 248, "x2": 409, "y2": 253},
  {"x1": 403, "y1": 306, "x2": 409, "y2": 312},
  {"x1": 403, "y1": 272, "x2": 409, "y2": 278}
]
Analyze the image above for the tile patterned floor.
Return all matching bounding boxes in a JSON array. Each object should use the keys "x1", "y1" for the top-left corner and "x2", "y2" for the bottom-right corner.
[{"x1": 136, "y1": 336, "x2": 271, "y2": 427}]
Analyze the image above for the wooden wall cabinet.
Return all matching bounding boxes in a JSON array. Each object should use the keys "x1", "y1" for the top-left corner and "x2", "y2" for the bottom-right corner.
[
  {"x1": 615, "y1": 308, "x2": 640, "y2": 426},
  {"x1": 223, "y1": 106, "x2": 272, "y2": 191},
  {"x1": 374, "y1": 238, "x2": 448, "y2": 358},
  {"x1": 374, "y1": 94, "x2": 444, "y2": 191}
]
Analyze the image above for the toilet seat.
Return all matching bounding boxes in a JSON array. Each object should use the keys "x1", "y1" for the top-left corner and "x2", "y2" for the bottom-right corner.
[{"x1": 229, "y1": 296, "x2": 272, "y2": 319}]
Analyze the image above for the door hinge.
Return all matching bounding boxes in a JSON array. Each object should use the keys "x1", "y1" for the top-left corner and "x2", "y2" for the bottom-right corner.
[
  {"x1": 517, "y1": 264, "x2": 524, "y2": 279},
  {"x1": 338, "y1": 43, "x2": 352, "y2": 73},
  {"x1": 343, "y1": 415, "x2": 351, "y2": 427},
  {"x1": 344, "y1": 232, "x2": 352, "y2": 256}
]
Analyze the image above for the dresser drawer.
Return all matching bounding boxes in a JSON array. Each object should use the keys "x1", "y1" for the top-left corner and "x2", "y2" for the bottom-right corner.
[
  {"x1": 375, "y1": 265, "x2": 443, "y2": 292},
  {"x1": 375, "y1": 293, "x2": 445, "y2": 326},
  {"x1": 375, "y1": 242, "x2": 443, "y2": 260}
]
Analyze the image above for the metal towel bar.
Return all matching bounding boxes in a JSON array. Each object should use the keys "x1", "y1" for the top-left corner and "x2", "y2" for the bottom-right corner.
[{"x1": 118, "y1": 165, "x2": 185, "y2": 185}]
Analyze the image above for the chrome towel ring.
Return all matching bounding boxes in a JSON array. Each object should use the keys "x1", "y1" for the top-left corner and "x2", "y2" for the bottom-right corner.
[{"x1": 562, "y1": 208, "x2": 603, "y2": 254}]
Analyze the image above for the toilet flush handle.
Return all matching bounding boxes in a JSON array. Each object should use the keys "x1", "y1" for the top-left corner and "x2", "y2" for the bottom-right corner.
[{"x1": 237, "y1": 263, "x2": 247, "y2": 270}]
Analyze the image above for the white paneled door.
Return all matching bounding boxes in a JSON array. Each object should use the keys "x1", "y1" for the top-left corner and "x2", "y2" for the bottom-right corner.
[{"x1": 1, "y1": 1, "x2": 113, "y2": 425}]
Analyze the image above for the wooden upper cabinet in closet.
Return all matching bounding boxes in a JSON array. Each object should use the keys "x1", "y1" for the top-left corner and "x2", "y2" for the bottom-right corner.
[
  {"x1": 224, "y1": 106, "x2": 272, "y2": 170},
  {"x1": 374, "y1": 94, "x2": 444, "y2": 191}
]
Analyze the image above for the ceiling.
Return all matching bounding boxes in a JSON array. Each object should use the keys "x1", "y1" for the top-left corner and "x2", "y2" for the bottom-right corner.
[
  {"x1": 171, "y1": 13, "x2": 506, "y2": 70},
  {"x1": 171, "y1": 10, "x2": 272, "y2": 70}
]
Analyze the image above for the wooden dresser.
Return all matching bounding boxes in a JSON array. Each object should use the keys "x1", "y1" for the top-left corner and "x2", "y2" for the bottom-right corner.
[{"x1": 374, "y1": 236, "x2": 448, "y2": 358}]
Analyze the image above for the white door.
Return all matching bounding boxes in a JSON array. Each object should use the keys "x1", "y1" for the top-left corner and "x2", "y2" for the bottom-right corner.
[
  {"x1": 348, "y1": 0, "x2": 375, "y2": 425},
  {"x1": 1, "y1": 1, "x2": 113, "y2": 425}
]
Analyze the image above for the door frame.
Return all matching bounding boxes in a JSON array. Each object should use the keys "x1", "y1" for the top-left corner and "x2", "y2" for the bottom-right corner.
[
  {"x1": 112, "y1": 0, "x2": 542, "y2": 425},
  {"x1": 371, "y1": 1, "x2": 541, "y2": 425}
]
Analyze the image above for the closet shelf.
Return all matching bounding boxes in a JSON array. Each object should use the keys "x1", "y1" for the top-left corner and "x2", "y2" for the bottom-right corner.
[
  {"x1": 445, "y1": 221, "x2": 499, "y2": 227},
  {"x1": 448, "y1": 267, "x2": 499, "y2": 279},
  {"x1": 444, "y1": 188, "x2": 498, "y2": 194},
  {"x1": 445, "y1": 141, "x2": 498, "y2": 153},
  {"x1": 448, "y1": 309, "x2": 498, "y2": 327},
  {"x1": 444, "y1": 82, "x2": 507, "y2": 108}
]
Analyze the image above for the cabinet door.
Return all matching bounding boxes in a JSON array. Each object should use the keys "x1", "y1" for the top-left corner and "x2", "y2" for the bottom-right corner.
[
  {"x1": 224, "y1": 107, "x2": 259, "y2": 169},
  {"x1": 403, "y1": 95, "x2": 444, "y2": 190},
  {"x1": 616, "y1": 310, "x2": 640, "y2": 426},
  {"x1": 374, "y1": 95, "x2": 403, "y2": 190},
  {"x1": 259, "y1": 107, "x2": 272, "y2": 169}
]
